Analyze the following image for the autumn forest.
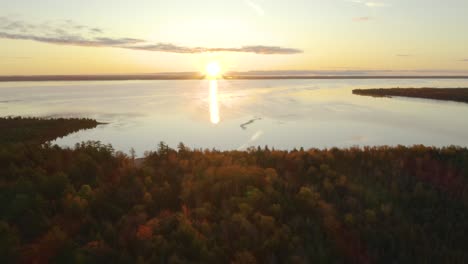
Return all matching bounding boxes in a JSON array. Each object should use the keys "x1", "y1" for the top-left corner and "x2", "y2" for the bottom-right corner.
[{"x1": 1, "y1": 118, "x2": 468, "y2": 263}]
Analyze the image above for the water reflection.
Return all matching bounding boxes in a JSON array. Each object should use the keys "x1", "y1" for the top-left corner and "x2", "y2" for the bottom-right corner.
[
  {"x1": 209, "y1": 80, "x2": 220, "y2": 124},
  {"x1": 2, "y1": 79, "x2": 468, "y2": 155}
]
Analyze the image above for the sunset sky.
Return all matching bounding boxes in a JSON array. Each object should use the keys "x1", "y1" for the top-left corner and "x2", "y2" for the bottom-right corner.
[{"x1": 1, "y1": 0, "x2": 468, "y2": 75}]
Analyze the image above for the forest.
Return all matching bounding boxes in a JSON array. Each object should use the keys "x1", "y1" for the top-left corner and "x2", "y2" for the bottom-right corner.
[
  {"x1": 1, "y1": 118, "x2": 468, "y2": 263},
  {"x1": 353, "y1": 88, "x2": 468, "y2": 103},
  {"x1": 0, "y1": 117, "x2": 100, "y2": 144}
]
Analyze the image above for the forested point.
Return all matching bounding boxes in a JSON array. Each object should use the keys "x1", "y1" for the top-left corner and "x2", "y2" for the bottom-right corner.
[
  {"x1": 0, "y1": 117, "x2": 101, "y2": 144},
  {"x1": 1, "y1": 119, "x2": 468, "y2": 263},
  {"x1": 353, "y1": 88, "x2": 468, "y2": 103}
]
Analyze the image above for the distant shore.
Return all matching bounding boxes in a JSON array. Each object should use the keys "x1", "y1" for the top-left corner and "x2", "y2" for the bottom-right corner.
[
  {"x1": 353, "y1": 88, "x2": 468, "y2": 104},
  {"x1": 1, "y1": 74, "x2": 468, "y2": 82}
]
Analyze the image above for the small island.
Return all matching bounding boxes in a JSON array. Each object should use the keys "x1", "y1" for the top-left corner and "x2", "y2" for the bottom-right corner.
[{"x1": 353, "y1": 88, "x2": 468, "y2": 104}]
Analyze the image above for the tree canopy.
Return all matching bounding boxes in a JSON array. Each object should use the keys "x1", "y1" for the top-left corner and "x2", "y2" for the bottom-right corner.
[{"x1": 1, "y1": 118, "x2": 468, "y2": 263}]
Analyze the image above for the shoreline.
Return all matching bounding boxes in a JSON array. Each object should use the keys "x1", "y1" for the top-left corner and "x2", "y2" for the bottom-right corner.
[{"x1": 353, "y1": 87, "x2": 468, "y2": 104}]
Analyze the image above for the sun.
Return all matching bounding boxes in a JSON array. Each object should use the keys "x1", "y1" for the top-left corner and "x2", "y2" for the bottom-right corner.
[{"x1": 206, "y1": 62, "x2": 222, "y2": 78}]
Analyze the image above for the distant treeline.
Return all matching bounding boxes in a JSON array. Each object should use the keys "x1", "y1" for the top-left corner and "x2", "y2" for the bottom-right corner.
[
  {"x1": 353, "y1": 88, "x2": 468, "y2": 103},
  {"x1": 0, "y1": 117, "x2": 100, "y2": 144},
  {"x1": 2, "y1": 75, "x2": 468, "y2": 82},
  {"x1": 0, "y1": 74, "x2": 205, "y2": 82},
  {"x1": 1, "y1": 116, "x2": 468, "y2": 263}
]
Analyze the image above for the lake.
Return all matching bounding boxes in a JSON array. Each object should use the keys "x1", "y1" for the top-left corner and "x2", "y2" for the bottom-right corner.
[{"x1": 1, "y1": 79, "x2": 468, "y2": 156}]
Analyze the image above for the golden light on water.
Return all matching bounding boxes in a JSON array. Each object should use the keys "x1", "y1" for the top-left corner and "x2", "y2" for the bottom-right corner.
[
  {"x1": 209, "y1": 80, "x2": 220, "y2": 124},
  {"x1": 206, "y1": 62, "x2": 222, "y2": 79}
]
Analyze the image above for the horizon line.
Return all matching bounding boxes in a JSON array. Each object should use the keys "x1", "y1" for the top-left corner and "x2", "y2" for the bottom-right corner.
[{"x1": 1, "y1": 73, "x2": 468, "y2": 82}]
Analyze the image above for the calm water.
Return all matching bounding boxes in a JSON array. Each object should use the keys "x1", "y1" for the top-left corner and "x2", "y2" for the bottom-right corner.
[{"x1": 1, "y1": 79, "x2": 468, "y2": 155}]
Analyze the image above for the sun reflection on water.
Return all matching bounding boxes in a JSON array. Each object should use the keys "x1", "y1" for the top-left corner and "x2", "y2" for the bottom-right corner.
[{"x1": 209, "y1": 80, "x2": 220, "y2": 124}]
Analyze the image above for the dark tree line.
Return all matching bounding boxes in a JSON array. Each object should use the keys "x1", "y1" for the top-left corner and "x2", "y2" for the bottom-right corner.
[
  {"x1": 0, "y1": 117, "x2": 100, "y2": 145},
  {"x1": 353, "y1": 88, "x2": 468, "y2": 104},
  {"x1": 1, "y1": 118, "x2": 468, "y2": 263}
]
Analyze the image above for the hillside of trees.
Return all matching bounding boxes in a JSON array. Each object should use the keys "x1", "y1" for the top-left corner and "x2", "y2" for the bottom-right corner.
[
  {"x1": 0, "y1": 117, "x2": 100, "y2": 144},
  {"x1": 1, "y1": 118, "x2": 468, "y2": 263},
  {"x1": 353, "y1": 88, "x2": 468, "y2": 103}
]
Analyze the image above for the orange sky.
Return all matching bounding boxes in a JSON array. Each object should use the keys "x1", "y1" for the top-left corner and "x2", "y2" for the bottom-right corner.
[{"x1": 1, "y1": 0, "x2": 468, "y2": 75}]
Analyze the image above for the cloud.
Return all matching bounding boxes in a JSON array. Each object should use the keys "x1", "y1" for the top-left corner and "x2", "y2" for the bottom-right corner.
[
  {"x1": 396, "y1": 54, "x2": 411, "y2": 57},
  {"x1": 365, "y1": 2, "x2": 387, "y2": 7},
  {"x1": 0, "y1": 17, "x2": 106, "y2": 36},
  {"x1": 460, "y1": 59, "x2": 468, "y2": 62},
  {"x1": 353, "y1": 16, "x2": 372, "y2": 22},
  {"x1": 244, "y1": 0, "x2": 265, "y2": 16},
  {"x1": 0, "y1": 32, "x2": 143, "y2": 47},
  {"x1": 347, "y1": 0, "x2": 388, "y2": 7},
  {"x1": 125, "y1": 44, "x2": 302, "y2": 54},
  {"x1": 212, "y1": 46, "x2": 301, "y2": 54},
  {"x1": 0, "y1": 16, "x2": 302, "y2": 55}
]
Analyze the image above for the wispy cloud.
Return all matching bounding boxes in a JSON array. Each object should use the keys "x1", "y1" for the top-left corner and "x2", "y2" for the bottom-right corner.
[
  {"x1": 244, "y1": 0, "x2": 265, "y2": 16},
  {"x1": 0, "y1": 16, "x2": 302, "y2": 55},
  {"x1": 353, "y1": 16, "x2": 373, "y2": 22},
  {"x1": 127, "y1": 44, "x2": 302, "y2": 54},
  {"x1": 0, "y1": 32, "x2": 142, "y2": 47},
  {"x1": 365, "y1": 2, "x2": 387, "y2": 7},
  {"x1": 347, "y1": 0, "x2": 388, "y2": 7},
  {"x1": 396, "y1": 54, "x2": 412, "y2": 57},
  {"x1": 0, "y1": 17, "x2": 104, "y2": 36},
  {"x1": 460, "y1": 59, "x2": 468, "y2": 62}
]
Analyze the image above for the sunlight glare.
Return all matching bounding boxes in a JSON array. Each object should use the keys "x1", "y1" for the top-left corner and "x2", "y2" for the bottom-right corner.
[
  {"x1": 209, "y1": 80, "x2": 220, "y2": 124},
  {"x1": 206, "y1": 62, "x2": 221, "y2": 78}
]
